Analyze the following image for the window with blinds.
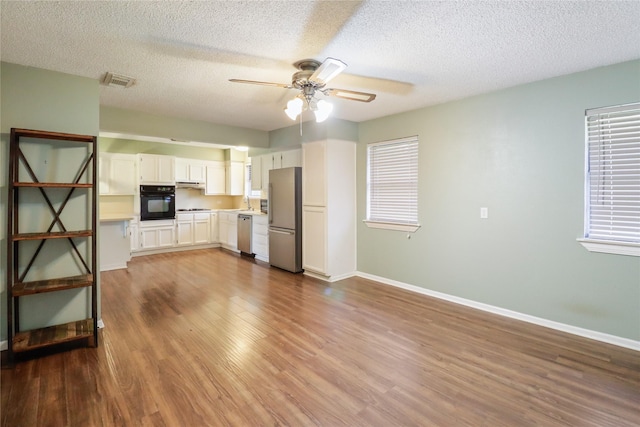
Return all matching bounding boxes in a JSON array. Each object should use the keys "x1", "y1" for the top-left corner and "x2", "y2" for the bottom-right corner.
[
  {"x1": 365, "y1": 136, "x2": 420, "y2": 232},
  {"x1": 584, "y1": 102, "x2": 640, "y2": 246}
]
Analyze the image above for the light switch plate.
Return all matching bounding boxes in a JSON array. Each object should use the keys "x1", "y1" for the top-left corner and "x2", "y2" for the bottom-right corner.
[{"x1": 480, "y1": 207, "x2": 489, "y2": 219}]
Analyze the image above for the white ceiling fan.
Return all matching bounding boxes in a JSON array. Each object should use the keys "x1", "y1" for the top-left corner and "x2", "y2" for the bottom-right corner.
[{"x1": 229, "y1": 57, "x2": 376, "y2": 122}]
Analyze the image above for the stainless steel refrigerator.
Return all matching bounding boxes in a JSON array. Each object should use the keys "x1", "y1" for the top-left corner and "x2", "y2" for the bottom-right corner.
[{"x1": 268, "y1": 167, "x2": 302, "y2": 273}]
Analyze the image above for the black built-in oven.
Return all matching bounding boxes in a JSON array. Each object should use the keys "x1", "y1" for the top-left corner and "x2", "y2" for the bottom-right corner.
[{"x1": 140, "y1": 185, "x2": 175, "y2": 221}]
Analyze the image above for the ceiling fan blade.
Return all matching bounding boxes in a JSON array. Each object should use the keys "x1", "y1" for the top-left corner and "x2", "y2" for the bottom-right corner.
[
  {"x1": 229, "y1": 79, "x2": 292, "y2": 89},
  {"x1": 324, "y1": 88, "x2": 377, "y2": 102},
  {"x1": 310, "y1": 57, "x2": 347, "y2": 85}
]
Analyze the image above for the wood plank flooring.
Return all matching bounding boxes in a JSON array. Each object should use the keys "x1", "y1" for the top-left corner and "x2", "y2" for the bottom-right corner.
[{"x1": 2, "y1": 248, "x2": 639, "y2": 426}]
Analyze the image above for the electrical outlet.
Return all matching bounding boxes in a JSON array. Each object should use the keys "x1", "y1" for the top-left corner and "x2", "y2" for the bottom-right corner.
[{"x1": 480, "y1": 207, "x2": 489, "y2": 219}]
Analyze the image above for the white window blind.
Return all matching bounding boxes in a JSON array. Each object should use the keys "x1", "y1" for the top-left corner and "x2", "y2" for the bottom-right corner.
[
  {"x1": 585, "y1": 102, "x2": 640, "y2": 243},
  {"x1": 366, "y1": 136, "x2": 419, "y2": 227}
]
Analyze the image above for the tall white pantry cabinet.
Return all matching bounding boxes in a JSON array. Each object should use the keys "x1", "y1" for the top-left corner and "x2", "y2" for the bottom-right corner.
[{"x1": 302, "y1": 139, "x2": 356, "y2": 281}]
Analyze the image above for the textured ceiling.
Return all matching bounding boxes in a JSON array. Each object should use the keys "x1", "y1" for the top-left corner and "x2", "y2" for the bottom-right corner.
[{"x1": 1, "y1": 1, "x2": 639, "y2": 133}]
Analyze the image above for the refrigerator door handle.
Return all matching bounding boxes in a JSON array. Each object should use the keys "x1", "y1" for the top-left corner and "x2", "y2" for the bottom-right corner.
[
  {"x1": 268, "y1": 183, "x2": 273, "y2": 224},
  {"x1": 270, "y1": 228, "x2": 294, "y2": 235}
]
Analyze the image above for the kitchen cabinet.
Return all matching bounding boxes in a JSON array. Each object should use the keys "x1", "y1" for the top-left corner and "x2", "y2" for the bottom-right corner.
[
  {"x1": 210, "y1": 212, "x2": 219, "y2": 243},
  {"x1": 193, "y1": 213, "x2": 211, "y2": 244},
  {"x1": 139, "y1": 220, "x2": 175, "y2": 250},
  {"x1": 99, "y1": 153, "x2": 137, "y2": 195},
  {"x1": 226, "y1": 161, "x2": 244, "y2": 196},
  {"x1": 218, "y1": 211, "x2": 238, "y2": 251},
  {"x1": 138, "y1": 153, "x2": 175, "y2": 185},
  {"x1": 176, "y1": 157, "x2": 205, "y2": 183},
  {"x1": 252, "y1": 214, "x2": 269, "y2": 262},
  {"x1": 302, "y1": 206, "x2": 326, "y2": 273},
  {"x1": 129, "y1": 219, "x2": 139, "y2": 252},
  {"x1": 302, "y1": 139, "x2": 356, "y2": 281},
  {"x1": 250, "y1": 156, "x2": 262, "y2": 191},
  {"x1": 176, "y1": 213, "x2": 195, "y2": 246},
  {"x1": 205, "y1": 161, "x2": 225, "y2": 195},
  {"x1": 257, "y1": 148, "x2": 302, "y2": 191}
]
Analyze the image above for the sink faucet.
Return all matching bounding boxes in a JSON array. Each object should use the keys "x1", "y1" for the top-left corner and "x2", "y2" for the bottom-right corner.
[{"x1": 245, "y1": 196, "x2": 253, "y2": 211}]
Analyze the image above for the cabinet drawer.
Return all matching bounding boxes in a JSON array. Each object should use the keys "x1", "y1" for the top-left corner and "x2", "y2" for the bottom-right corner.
[{"x1": 253, "y1": 223, "x2": 268, "y2": 236}]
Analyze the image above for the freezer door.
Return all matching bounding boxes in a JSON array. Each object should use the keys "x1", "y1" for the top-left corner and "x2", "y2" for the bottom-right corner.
[
  {"x1": 269, "y1": 227, "x2": 302, "y2": 273},
  {"x1": 269, "y1": 167, "x2": 300, "y2": 230}
]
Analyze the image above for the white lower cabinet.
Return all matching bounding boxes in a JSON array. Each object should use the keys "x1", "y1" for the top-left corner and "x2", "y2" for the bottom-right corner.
[
  {"x1": 302, "y1": 206, "x2": 326, "y2": 273},
  {"x1": 140, "y1": 220, "x2": 175, "y2": 250},
  {"x1": 252, "y1": 214, "x2": 269, "y2": 261},
  {"x1": 210, "y1": 212, "x2": 219, "y2": 243},
  {"x1": 129, "y1": 220, "x2": 138, "y2": 252},
  {"x1": 176, "y1": 213, "x2": 195, "y2": 246},
  {"x1": 218, "y1": 211, "x2": 238, "y2": 251},
  {"x1": 193, "y1": 213, "x2": 210, "y2": 244}
]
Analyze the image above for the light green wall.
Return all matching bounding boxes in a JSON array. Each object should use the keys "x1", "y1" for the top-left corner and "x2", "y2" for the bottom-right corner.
[
  {"x1": 250, "y1": 117, "x2": 358, "y2": 157},
  {"x1": 1, "y1": 62, "x2": 100, "y2": 341},
  {"x1": 100, "y1": 137, "x2": 227, "y2": 161},
  {"x1": 100, "y1": 106, "x2": 268, "y2": 149},
  {"x1": 357, "y1": 60, "x2": 640, "y2": 341}
]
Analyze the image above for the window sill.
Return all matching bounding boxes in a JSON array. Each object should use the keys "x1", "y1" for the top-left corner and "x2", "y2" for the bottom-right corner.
[
  {"x1": 577, "y1": 238, "x2": 640, "y2": 257},
  {"x1": 363, "y1": 220, "x2": 421, "y2": 233}
]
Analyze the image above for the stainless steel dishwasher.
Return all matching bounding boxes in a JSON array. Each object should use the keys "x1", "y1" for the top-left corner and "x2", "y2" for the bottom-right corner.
[{"x1": 237, "y1": 214, "x2": 253, "y2": 255}]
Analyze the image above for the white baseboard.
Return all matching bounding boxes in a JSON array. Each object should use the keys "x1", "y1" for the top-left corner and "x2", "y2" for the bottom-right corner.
[
  {"x1": 356, "y1": 271, "x2": 640, "y2": 352},
  {"x1": 303, "y1": 269, "x2": 358, "y2": 283}
]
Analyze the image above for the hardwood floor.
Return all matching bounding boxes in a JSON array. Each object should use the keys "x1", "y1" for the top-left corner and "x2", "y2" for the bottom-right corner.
[{"x1": 2, "y1": 248, "x2": 639, "y2": 426}]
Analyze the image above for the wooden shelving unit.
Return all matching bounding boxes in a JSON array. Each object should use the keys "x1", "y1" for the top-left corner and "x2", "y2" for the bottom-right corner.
[{"x1": 6, "y1": 128, "x2": 98, "y2": 363}]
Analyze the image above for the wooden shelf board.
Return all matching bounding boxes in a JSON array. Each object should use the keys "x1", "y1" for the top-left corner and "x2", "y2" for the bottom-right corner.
[
  {"x1": 13, "y1": 319, "x2": 95, "y2": 353},
  {"x1": 13, "y1": 182, "x2": 93, "y2": 188},
  {"x1": 13, "y1": 128, "x2": 95, "y2": 143},
  {"x1": 12, "y1": 274, "x2": 94, "y2": 296},
  {"x1": 13, "y1": 230, "x2": 93, "y2": 241}
]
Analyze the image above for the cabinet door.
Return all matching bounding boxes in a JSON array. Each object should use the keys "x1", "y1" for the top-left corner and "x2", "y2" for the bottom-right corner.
[
  {"x1": 175, "y1": 158, "x2": 189, "y2": 181},
  {"x1": 176, "y1": 219, "x2": 194, "y2": 246},
  {"x1": 129, "y1": 222, "x2": 139, "y2": 252},
  {"x1": 194, "y1": 214, "x2": 210, "y2": 244},
  {"x1": 140, "y1": 228, "x2": 159, "y2": 249},
  {"x1": 157, "y1": 155, "x2": 175, "y2": 184},
  {"x1": 250, "y1": 156, "x2": 262, "y2": 191},
  {"x1": 226, "y1": 161, "x2": 244, "y2": 196},
  {"x1": 302, "y1": 206, "x2": 327, "y2": 274},
  {"x1": 158, "y1": 227, "x2": 175, "y2": 248},
  {"x1": 302, "y1": 141, "x2": 326, "y2": 206},
  {"x1": 218, "y1": 216, "x2": 229, "y2": 245},
  {"x1": 99, "y1": 154, "x2": 111, "y2": 194},
  {"x1": 210, "y1": 213, "x2": 219, "y2": 243},
  {"x1": 205, "y1": 162, "x2": 226, "y2": 195},
  {"x1": 281, "y1": 149, "x2": 301, "y2": 168},
  {"x1": 190, "y1": 162, "x2": 206, "y2": 182},
  {"x1": 138, "y1": 154, "x2": 158, "y2": 184},
  {"x1": 261, "y1": 154, "x2": 272, "y2": 189},
  {"x1": 272, "y1": 153, "x2": 282, "y2": 169},
  {"x1": 110, "y1": 155, "x2": 137, "y2": 195}
]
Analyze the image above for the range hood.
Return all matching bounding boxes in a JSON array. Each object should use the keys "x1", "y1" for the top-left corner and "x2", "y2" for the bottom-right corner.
[{"x1": 176, "y1": 181, "x2": 205, "y2": 189}]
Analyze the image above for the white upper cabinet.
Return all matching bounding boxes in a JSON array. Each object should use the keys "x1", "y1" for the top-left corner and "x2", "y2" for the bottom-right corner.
[
  {"x1": 302, "y1": 141, "x2": 326, "y2": 206},
  {"x1": 138, "y1": 154, "x2": 175, "y2": 185},
  {"x1": 205, "y1": 161, "x2": 225, "y2": 195},
  {"x1": 250, "y1": 156, "x2": 262, "y2": 191},
  {"x1": 255, "y1": 148, "x2": 301, "y2": 191},
  {"x1": 226, "y1": 161, "x2": 245, "y2": 196},
  {"x1": 100, "y1": 153, "x2": 137, "y2": 195},
  {"x1": 176, "y1": 157, "x2": 206, "y2": 182}
]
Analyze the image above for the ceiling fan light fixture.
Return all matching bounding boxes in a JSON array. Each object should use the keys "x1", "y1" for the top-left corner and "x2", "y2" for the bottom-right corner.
[
  {"x1": 314, "y1": 100, "x2": 333, "y2": 123},
  {"x1": 285, "y1": 97, "x2": 303, "y2": 120}
]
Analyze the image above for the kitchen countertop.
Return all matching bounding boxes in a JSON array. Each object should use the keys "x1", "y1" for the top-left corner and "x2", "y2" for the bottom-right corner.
[{"x1": 100, "y1": 213, "x2": 135, "y2": 222}]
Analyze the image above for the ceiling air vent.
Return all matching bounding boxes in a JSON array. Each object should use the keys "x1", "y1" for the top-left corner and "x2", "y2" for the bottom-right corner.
[{"x1": 102, "y1": 72, "x2": 136, "y2": 88}]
